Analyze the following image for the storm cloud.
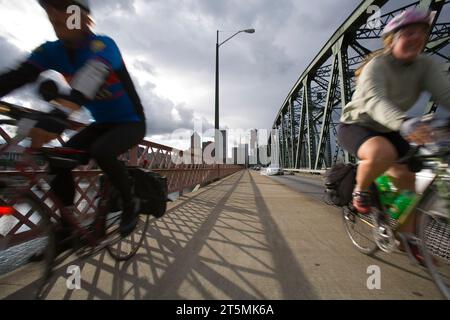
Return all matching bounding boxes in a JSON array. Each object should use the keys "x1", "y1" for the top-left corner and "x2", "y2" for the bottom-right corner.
[{"x1": 0, "y1": 0, "x2": 362, "y2": 148}]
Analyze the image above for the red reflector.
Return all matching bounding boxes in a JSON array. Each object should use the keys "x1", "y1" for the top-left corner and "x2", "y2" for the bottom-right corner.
[{"x1": 0, "y1": 206, "x2": 14, "y2": 215}]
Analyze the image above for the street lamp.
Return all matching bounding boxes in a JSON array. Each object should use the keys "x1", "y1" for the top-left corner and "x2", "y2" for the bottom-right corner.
[{"x1": 215, "y1": 28, "x2": 255, "y2": 163}]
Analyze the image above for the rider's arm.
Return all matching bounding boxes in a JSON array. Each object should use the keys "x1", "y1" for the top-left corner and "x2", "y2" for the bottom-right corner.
[
  {"x1": 423, "y1": 57, "x2": 450, "y2": 111},
  {"x1": 55, "y1": 37, "x2": 121, "y2": 110},
  {"x1": 0, "y1": 62, "x2": 41, "y2": 97},
  {"x1": 62, "y1": 59, "x2": 110, "y2": 106},
  {"x1": 0, "y1": 42, "x2": 54, "y2": 98},
  {"x1": 358, "y1": 59, "x2": 407, "y2": 131}
]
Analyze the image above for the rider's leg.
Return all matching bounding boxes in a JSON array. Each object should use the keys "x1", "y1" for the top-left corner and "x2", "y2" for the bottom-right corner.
[
  {"x1": 89, "y1": 122, "x2": 146, "y2": 236},
  {"x1": 45, "y1": 126, "x2": 99, "y2": 255},
  {"x1": 386, "y1": 164, "x2": 416, "y2": 233},
  {"x1": 338, "y1": 124, "x2": 398, "y2": 213},
  {"x1": 386, "y1": 164, "x2": 415, "y2": 191},
  {"x1": 353, "y1": 136, "x2": 397, "y2": 214},
  {"x1": 355, "y1": 136, "x2": 399, "y2": 192},
  {"x1": 49, "y1": 166, "x2": 76, "y2": 206},
  {"x1": 50, "y1": 125, "x2": 99, "y2": 206},
  {"x1": 387, "y1": 164, "x2": 423, "y2": 261},
  {"x1": 350, "y1": 136, "x2": 398, "y2": 213}
]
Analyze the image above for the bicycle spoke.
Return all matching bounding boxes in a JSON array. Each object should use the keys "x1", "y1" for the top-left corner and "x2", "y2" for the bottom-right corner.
[
  {"x1": 107, "y1": 214, "x2": 149, "y2": 261},
  {"x1": 342, "y1": 207, "x2": 378, "y2": 255}
]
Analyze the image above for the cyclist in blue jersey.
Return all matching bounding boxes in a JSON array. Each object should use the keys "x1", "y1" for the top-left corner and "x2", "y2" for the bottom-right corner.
[{"x1": 0, "y1": 0, "x2": 146, "y2": 237}]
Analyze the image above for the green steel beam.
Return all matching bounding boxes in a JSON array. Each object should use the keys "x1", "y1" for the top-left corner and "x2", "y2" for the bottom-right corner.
[
  {"x1": 295, "y1": 88, "x2": 306, "y2": 168},
  {"x1": 314, "y1": 50, "x2": 339, "y2": 169},
  {"x1": 305, "y1": 81, "x2": 315, "y2": 169},
  {"x1": 272, "y1": 0, "x2": 389, "y2": 130},
  {"x1": 289, "y1": 97, "x2": 295, "y2": 167},
  {"x1": 272, "y1": 0, "x2": 449, "y2": 170}
]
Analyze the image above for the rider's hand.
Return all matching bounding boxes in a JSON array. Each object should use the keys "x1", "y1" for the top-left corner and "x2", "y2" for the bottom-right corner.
[
  {"x1": 30, "y1": 106, "x2": 71, "y2": 148},
  {"x1": 400, "y1": 117, "x2": 433, "y2": 145},
  {"x1": 407, "y1": 124, "x2": 433, "y2": 144}
]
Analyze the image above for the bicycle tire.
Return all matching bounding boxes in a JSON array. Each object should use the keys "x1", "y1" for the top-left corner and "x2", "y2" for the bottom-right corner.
[
  {"x1": 417, "y1": 188, "x2": 450, "y2": 300},
  {"x1": 106, "y1": 214, "x2": 149, "y2": 261},
  {"x1": 342, "y1": 205, "x2": 379, "y2": 255},
  {"x1": 0, "y1": 193, "x2": 56, "y2": 300}
]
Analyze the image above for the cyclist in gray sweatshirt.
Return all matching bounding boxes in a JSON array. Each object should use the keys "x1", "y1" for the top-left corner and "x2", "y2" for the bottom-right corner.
[{"x1": 338, "y1": 8, "x2": 450, "y2": 215}]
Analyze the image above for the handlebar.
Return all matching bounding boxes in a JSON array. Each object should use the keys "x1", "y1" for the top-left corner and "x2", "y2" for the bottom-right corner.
[
  {"x1": 0, "y1": 101, "x2": 89, "y2": 164},
  {"x1": 0, "y1": 100, "x2": 83, "y2": 133},
  {"x1": 0, "y1": 78, "x2": 67, "y2": 120},
  {"x1": 0, "y1": 119, "x2": 18, "y2": 126},
  {"x1": 396, "y1": 144, "x2": 450, "y2": 174},
  {"x1": 0, "y1": 100, "x2": 47, "y2": 121}
]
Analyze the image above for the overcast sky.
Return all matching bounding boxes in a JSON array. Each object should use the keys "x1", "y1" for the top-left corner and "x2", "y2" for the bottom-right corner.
[{"x1": 1, "y1": 0, "x2": 447, "y2": 151}]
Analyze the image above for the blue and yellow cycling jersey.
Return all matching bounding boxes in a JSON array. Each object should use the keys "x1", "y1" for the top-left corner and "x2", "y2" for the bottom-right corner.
[{"x1": 27, "y1": 33, "x2": 145, "y2": 124}]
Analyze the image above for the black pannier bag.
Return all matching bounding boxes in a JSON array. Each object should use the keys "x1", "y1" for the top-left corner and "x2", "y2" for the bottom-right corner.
[
  {"x1": 128, "y1": 168, "x2": 168, "y2": 218},
  {"x1": 104, "y1": 168, "x2": 168, "y2": 218},
  {"x1": 323, "y1": 163, "x2": 356, "y2": 206}
]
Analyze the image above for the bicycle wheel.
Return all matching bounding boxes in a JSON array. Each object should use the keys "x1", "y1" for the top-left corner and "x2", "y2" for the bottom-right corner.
[
  {"x1": 417, "y1": 190, "x2": 450, "y2": 300},
  {"x1": 0, "y1": 193, "x2": 56, "y2": 300},
  {"x1": 107, "y1": 213, "x2": 149, "y2": 261},
  {"x1": 342, "y1": 205, "x2": 379, "y2": 255}
]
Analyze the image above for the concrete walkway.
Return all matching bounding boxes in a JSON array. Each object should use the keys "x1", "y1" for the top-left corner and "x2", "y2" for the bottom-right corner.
[{"x1": 0, "y1": 170, "x2": 442, "y2": 299}]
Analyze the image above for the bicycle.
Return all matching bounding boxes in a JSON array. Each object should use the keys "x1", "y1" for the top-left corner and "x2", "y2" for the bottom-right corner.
[
  {"x1": 0, "y1": 100, "x2": 150, "y2": 299},
  {"x1": 342, "y1": 120, "x2": 450, "y2": 299}
]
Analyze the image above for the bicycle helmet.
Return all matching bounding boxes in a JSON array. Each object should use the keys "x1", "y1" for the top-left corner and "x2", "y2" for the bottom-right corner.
[
  {"x1": 382, "y1": 7, "x2": 435, "y2": 37},
  {"x1": 38, "y1": 0, "x2": 90, "y2": 13}
]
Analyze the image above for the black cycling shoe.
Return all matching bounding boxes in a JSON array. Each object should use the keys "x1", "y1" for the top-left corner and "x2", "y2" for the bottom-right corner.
[{"x1": 119, "y1": 202, "x2": 138, "y2": 237}]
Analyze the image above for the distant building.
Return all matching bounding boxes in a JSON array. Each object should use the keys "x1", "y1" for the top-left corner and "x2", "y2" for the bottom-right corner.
[
  {"x1": 213, "y1": 130, "x2": 228, "y2": 164},
  {"x1": 231, "y1": 144, "x2": 249, "y2": 166},
  {"x1": 250, "y1": 129, "x2": 258, "y2": 165},
  {"x1": 240, "y1": 144, "x2": 249, "y2": 167},
  {"x1": 190, "y1": 132, "x2": 202, "y2": 164},
  {"x1": 232, "y1": 147, "x2": 238, "y2": 165}
]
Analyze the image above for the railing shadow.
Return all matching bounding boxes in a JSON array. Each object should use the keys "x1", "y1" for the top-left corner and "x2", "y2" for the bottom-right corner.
[{"x1": 3, "y1": 170, "x2": 317, "y2": 299}]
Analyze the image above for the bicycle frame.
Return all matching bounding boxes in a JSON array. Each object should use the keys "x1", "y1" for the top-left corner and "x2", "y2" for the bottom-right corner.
[
  {"x1": 0, "y1": 144, "x2": 114, "y2": 250},
  {"x1": 407, "y1": 151, "x2": 449, "y2": 218},
  {"x1": 343, "y1": 145, "x2": 450, "y2": 257},
  {"x1": 0, "y1": 101, "x2": 149, "y2": 298},
  {"x1": 372, "y1": 147, "x2": 450, "y2": 226}
]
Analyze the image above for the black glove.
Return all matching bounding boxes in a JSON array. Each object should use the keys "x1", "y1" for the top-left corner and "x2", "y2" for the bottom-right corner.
[
  {"x1": 35, "y1": 107, "x2": 70, "y2": 135},
  {"x1": 38, "y1": 79, "x2": 59, "y2": 102}
]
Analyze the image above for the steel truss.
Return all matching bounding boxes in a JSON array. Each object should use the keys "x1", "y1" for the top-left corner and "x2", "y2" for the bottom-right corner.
[{"x1": 271, "y1": 0, "x2": 450, "y2": 170}]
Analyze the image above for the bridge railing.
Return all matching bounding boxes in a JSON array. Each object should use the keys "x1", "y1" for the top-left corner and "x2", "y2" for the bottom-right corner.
[{"x1": 0, "y1": 115, "x2": 243, "y2": 248}]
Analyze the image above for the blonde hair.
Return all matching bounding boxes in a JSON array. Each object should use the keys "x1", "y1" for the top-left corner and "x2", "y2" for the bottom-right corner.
[{"x1": 354, "y1": 33, "x2": 394, "y2": 78}]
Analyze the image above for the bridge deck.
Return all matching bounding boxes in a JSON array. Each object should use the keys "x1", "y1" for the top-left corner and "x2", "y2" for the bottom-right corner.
[{"x1": 0, "y1": 170, "x2": 441, "y2": 299}]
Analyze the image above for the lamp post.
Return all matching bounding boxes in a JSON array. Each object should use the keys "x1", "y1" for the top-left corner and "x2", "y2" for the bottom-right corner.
[{"x1": 214, "y1": 28, "x2": 255, "y2": 163}]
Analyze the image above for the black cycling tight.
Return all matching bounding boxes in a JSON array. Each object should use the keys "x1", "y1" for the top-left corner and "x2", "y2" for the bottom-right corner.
[{"x1": 50, "y1": 121, "x2": 146, "y2": 207}]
